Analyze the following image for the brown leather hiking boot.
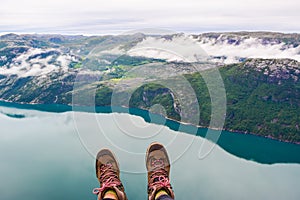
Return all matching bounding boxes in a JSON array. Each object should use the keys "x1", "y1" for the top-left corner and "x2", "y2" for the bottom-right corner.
[
  {"x1": 93, "y1": 149, "x2": 127, "y2": 200},
  {"x1": 146, "y1": 142, "x2": 175, "y2": 200}
]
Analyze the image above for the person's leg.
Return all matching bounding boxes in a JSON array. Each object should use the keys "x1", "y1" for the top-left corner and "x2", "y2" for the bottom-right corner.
[
  {"x1": 93, "y1": 149, "x2": 127, "y2": 200},
  {"x1": 146, "y1": 142, "x2": 175, "y2": 200},
  {"x1": 156, "y1": 194, "x2": 174, "y2": 200}
]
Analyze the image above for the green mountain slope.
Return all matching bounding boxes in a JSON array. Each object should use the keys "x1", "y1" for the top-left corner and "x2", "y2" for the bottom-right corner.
[
  {"x1": 208, "y1": 59, "x2": 299, "y2": 142},
  {"x1": 0, "y1": 33, "x2": 300, "y2": 143},
  {"x1": 91, "y1": 58, "x2": 300, "y2": 143}
]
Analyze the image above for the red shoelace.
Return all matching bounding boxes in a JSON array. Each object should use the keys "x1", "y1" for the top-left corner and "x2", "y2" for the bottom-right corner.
[
  {"x1": 149, "y1": 157, "x2": 171, "y2": 189},
  {"x1": 148, "y1": 168, "x2": 171, "y2": 191}
]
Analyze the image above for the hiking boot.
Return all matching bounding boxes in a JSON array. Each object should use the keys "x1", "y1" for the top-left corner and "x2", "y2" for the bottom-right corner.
[
  {"x1": 93, "y1": 149, "x2": 127, "y2": 200},
  {"x1": 146, "y1": 142, "x2": 175, "y2": 200}
]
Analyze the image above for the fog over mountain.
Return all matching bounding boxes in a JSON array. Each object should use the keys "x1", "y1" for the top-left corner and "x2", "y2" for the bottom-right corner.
[
  {"x1": 194, "y1": 32, "x2": 300, "y2": 64},
  {"x1": 1, "y1": 32, "x2": 300, "y2": 75},
  {"x1": 0, "y1": 32, "x2": 299, "y2": 143}
]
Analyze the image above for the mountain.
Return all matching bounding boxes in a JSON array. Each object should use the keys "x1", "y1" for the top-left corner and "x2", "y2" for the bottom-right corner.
[
  {"x1": 217, "y1": 59, "x2": 299, "y2": 142},
  {"x1": 0, "y1": 32, "x2": 299, "y2": 143},
  {"x1": 193, "y1": 32, "x2": 300, "y2": 64}
]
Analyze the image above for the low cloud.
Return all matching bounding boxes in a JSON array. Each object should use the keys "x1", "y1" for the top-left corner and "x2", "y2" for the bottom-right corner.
[{"x1": 198, "y1": 37, "x2": 300, "y2": 64}]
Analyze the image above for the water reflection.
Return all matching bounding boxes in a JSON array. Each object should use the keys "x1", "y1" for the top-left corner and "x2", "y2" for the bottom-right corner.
[{"x1": 0, "y1": 108, "x2": 299, "y2": 200}]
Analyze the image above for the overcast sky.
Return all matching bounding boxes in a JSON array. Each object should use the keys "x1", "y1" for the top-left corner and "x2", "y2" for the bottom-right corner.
[{"x1": 1, "y1": 0, "x2": 300, "y2": 35}]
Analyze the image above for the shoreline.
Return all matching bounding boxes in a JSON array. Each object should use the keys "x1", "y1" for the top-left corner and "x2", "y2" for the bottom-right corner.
[
  {"x1": 164, "y1": 112, "x2": 300, "y2": 146},
  {"x1": 0, "y1": 99, "x2": 299, "y2": 145}
]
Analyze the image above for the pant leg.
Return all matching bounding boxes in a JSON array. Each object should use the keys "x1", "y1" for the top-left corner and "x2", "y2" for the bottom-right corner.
[{"x1": 156, "y1": 194, "x2": 174, "y2": 200}]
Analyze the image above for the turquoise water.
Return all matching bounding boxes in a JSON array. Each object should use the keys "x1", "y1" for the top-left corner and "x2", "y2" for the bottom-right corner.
[
  {"x1": 0, "y1": 102, "x2": 300, "y2": 200},
  {"x1": 1, "y1": 101, "x2": 299, "y2": 164}
]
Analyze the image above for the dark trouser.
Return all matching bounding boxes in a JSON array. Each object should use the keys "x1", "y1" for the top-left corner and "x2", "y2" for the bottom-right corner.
[
  {"x1": 157, "y1": 194, "x2": 174, "y2": 200},
  {"x1": 103, "y1": 194, "x2": 174, "y2": 200}
]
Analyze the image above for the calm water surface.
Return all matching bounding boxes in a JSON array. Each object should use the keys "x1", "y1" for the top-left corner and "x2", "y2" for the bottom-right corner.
[{"x1": 0, "y1": 104, "x2": 300, "y2": 200}]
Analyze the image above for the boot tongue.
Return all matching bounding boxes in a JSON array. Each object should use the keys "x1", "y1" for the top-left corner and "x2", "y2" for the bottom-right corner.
[{"x1": 152, "y1": 158, "x2": 164, "y2": 168}]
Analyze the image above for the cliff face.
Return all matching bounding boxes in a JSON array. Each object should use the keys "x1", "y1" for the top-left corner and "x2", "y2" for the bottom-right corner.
[
  {"x1": 0, "y1": 72, "x2": 76, "y2": 104},
  {"x1": 219, "y1": 59, "x2": 300, "y2": 142},
  {"x1": 243, "y1": 58, "x2": 299, "y2": 83}
]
